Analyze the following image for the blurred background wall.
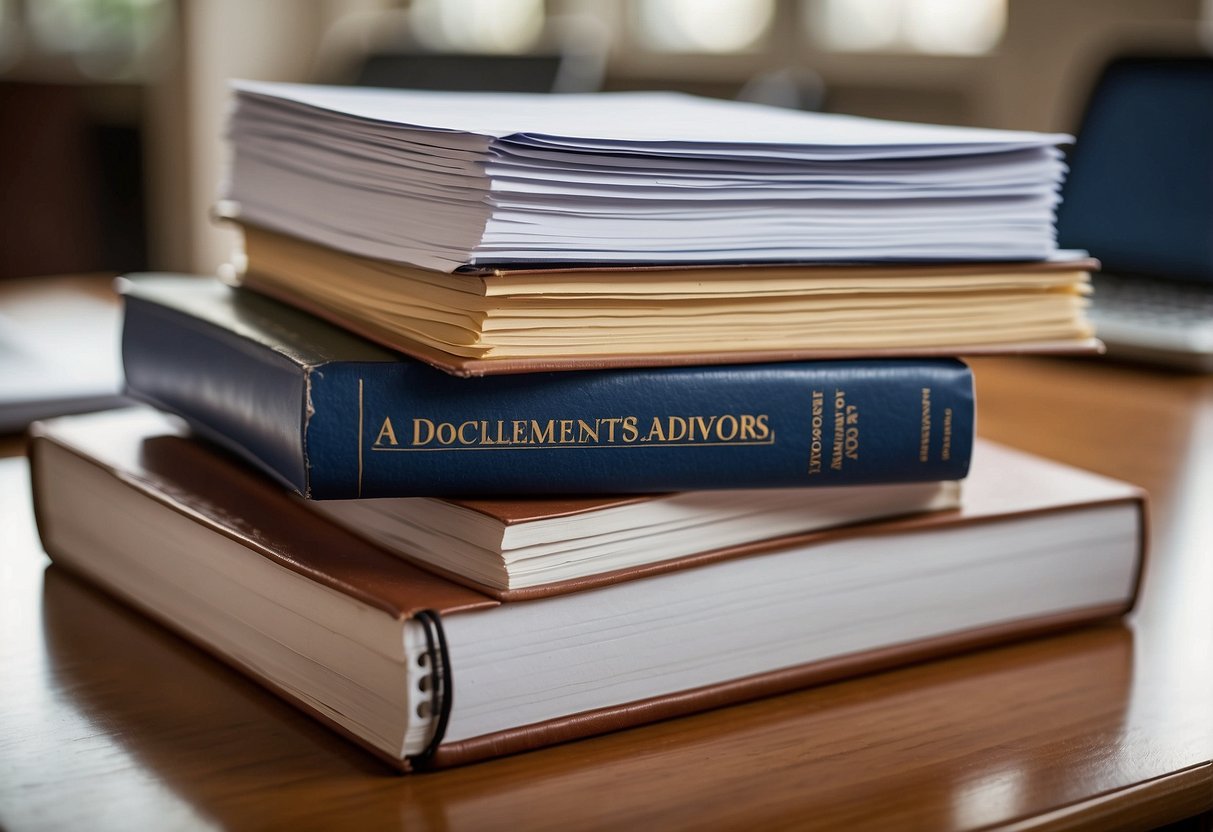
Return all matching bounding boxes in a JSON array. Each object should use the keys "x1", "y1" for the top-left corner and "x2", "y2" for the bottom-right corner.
[{"x1": 0, "y1": 0, "x2": 1209, "y2": 280}]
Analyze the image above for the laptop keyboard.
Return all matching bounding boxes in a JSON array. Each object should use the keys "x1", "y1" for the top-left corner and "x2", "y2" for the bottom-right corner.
[
  {"x1": 1091, "y1": 274, "x2": 1213, "y2": 328},
  {"x1": 1087, "y1": 273, "x2": 1213, "y2": 368}
]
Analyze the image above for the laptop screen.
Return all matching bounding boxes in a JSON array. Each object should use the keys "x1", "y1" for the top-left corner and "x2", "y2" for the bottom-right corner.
[{"x1": 1056, "y1": 56, "x2": 1213, "y2": 283}]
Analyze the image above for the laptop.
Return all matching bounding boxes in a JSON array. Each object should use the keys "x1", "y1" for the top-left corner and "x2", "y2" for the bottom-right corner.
[
  {"x1": 1056, "y1": 55, "x2": 1213, "y2": 371},
  {"x1": 0, "y1": 285, "x2": 126, "y2": 434}
]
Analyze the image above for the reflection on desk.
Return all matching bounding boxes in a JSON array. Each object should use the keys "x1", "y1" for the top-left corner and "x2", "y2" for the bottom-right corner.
[{"x1": 38, "y1": 565, "x2": 1134, "y2": 829}]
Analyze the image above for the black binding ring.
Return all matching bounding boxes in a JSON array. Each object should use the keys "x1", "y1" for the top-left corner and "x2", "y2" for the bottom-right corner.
[{"x1": 411, "y1": 610, "x2": 453, "y2": 767}]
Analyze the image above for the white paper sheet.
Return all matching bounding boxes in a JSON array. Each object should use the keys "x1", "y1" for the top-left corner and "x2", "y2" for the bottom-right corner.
[
  {"x1": 225, "y1": 81, "x2": 1072, "y2": 271},
  {"x1": 233, "y1": 80, "x2": 1069, "y2": 152}
]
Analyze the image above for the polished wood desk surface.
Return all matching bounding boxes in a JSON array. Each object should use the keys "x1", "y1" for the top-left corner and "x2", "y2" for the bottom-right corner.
[{"x1": 2, "y1": 354, "x2": 1211, "y2": 831}]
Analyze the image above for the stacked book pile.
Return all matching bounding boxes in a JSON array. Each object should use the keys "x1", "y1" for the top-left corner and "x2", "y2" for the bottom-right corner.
[{"x1": 30, "y1": 85, "x2": 1145, "y2": 773}]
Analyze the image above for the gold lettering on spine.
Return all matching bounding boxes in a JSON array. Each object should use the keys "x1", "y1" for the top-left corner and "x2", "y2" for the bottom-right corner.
[
  {"x1": 601, "y1": 417, "x2": 621, "y2": 441},
  {"x1": 376, "y1": 416, "x2": 400, "y2": 446},
  {"x1": 754, "y1": 414, "x2": 771, "y2": 440},
  {"x1": 357, "y1": 378, "x2": 364, "y2": 498},
  {"x1": 621, "y1": 416, "x2": 639, "y2": 442},
  {"x1": 408, "y1": 418, "x2": 431, "y2": 446},
  {"x1": 531, "y1": 419, "x2": 555, "y2": 444},
  {"x1": 644, "y1": 417, "x2": 667, "y2": 442},
  {"x1": 844, "y1": 401, "x2": 859, "y2": 462},
  {"x1": 577, "y1": 419, "x2": 599, "y2": 443},
  {"x1": 942, "y1": 407, "x2": 953, "y2": 461},
  {"x1": 831, "y1": 390, "x2": 846, "y2": 471},
  {"x1": 808, "y1": 390, "x2": 824, "y2": 474},
  {"x1": 919, "y1": 387, "x2": 932, "y2": 462},
  {"x1": 666, "y1": 416, "x2": 688, "y2": 441},
  {"x1": 716, "y1": 414, "x2": 738, "y2": 441},
  {"x1": 373, "y1": 412, "x2": 776, "y2": 451},
  {"x1": 457, "y1": 421, "x2": 478, "y2": 445}
]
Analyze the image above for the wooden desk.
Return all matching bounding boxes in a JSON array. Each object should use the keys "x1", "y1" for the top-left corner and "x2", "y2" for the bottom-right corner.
[{"x1": 2, "y1": 356, "x2": 1211, "y2": 831}]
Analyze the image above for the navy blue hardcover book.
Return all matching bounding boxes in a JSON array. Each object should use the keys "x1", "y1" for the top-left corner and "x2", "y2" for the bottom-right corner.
[{"x1": 120, "y1": 276, "x2": 975, "y2": 498}]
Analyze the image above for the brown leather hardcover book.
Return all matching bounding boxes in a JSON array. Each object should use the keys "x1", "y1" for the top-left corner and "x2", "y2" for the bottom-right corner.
[
  {"x1": 236, "y1": 225, "x2": 1102, "y2": 377},
  {"x1": 29, "y1": 408, "x2": 1145, "y2": 773},
  {"x1": 307, "y1": 479, "x2": 963, "y2": 598}
]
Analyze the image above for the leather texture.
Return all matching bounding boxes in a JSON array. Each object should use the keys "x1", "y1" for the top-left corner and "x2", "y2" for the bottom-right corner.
[
  {"x1": 121, "y1": 278, "x2": 977, "y2": 499},
  {"x1": 29, "y1": 411, "x2": 1146, "y2": 772},
  {"x1": 29, "y1": 410, "x2": 495, "y2": 619}
]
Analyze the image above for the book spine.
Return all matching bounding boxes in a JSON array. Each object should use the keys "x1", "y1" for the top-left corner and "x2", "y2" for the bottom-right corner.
[
  {"x1": 122, "y1": 295, "x2": 312, "y2": 495},
  {"x1": 305, "y1": 359, "x2": 974, "y2": 498}
]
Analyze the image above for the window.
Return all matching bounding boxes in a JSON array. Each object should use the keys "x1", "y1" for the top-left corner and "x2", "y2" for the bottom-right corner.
[
  {"x1": 25, "y1": 0, "x2": 169, "y2": 77},
  {"x1": 0, "y1": 0, "x2": 19, "y2": 72},
  {"x1": 808, "y1": 0, "x2": 1006, "y2": 56},
  {"x1": 633, "y1": 0, "x2": 775, "y2": 53},
  {"x1": 410, "y1": 0, "x2": 545, "y2": 54}
]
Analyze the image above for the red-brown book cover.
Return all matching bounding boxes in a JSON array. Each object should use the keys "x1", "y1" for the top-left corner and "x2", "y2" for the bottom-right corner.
[{"x1": 29, "y1": 409, "x2": 1146, "y2": 772}]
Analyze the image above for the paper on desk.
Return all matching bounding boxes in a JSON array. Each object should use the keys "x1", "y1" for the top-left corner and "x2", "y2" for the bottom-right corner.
[{"x1": 0, "y1": 293, "x2": 125, "y2": 432}]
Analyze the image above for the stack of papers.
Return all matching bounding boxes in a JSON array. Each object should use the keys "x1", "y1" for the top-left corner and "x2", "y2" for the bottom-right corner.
[{"x1": 226, "y1": 81, "x2": 1071, "y2": 273}]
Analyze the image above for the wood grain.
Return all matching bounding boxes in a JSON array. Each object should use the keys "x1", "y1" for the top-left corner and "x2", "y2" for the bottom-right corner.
[{"x1": 1, "y1": 355, "x2": 1211, "y2": 831}]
